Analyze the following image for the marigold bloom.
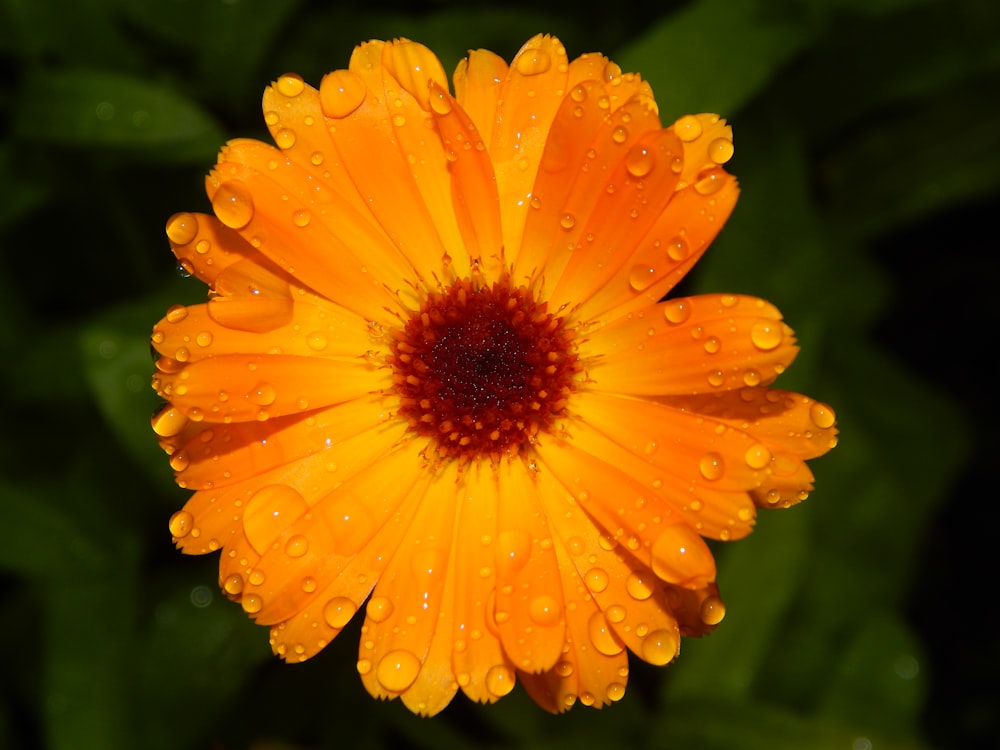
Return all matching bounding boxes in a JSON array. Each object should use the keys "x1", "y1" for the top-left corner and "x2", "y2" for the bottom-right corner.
[{"x1": 152, "y1": 34, "x2": 837, "y2": 715}]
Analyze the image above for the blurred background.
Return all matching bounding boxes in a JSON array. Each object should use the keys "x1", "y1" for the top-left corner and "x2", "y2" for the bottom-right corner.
[{"x1": 1, "y1": 0, "x2": 996, "y2": 748}]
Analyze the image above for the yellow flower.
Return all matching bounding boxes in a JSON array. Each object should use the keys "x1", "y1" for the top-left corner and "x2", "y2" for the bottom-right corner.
[{"x1": 152, "y1": 34, "x2": 837, "y2": 715}]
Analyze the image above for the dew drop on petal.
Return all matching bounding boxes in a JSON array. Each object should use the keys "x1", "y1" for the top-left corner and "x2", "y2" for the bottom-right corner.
[
  {"x1": 293, "y1": 209, "x2": 311, "y2": 227},
  {"x1": 243, "y1": 485, "x2": 309, "y2": 555},
  {"x1": 323, "y1": 596, "x2": 357, "y2": 629},
  {"x1": 284, "y1": 534, "x2": 309, "y2": 558},
  {"x1": 606, "y1": 682, "x2": 626, "y2": 702},
  {"x1": 276, "y1": 73, "x2": 304, "y2": 98},
  {"x1": 611, "y1": 125, "x2": 628, "y2": 144},
  {"x1": 694, "y1": 166, "x2": 726, "y2": 195},
  {"x1": 496, "y1": 529, "x2": 532, "y2": 578},
  {"x1": 306, "y1": 331, "x2": 328, "y2": 351},
  {"x1": 528, "y1": 595, "x2": 562, "y2": 626},
  {"x1": 559, "y1": 213, "x2": 576, "y2": 230},
  {"x1": 674, "y1": 114, "x2": 703, "y2": 142},
  {"x1": 247, "y1": 382, "x2": 277, "y2": 406},
  {"x1": 242, "y1": 594, "x2": 263, "y2": 615},
  {"x1": 663, "y1": 299, "x2": 691, "y2": 324},
  {"x1": 588, "y1": 611, "x2": 624, "y2": 656},
  {"x1": 152, "y1": 406, "x2": 187, "y2": 438},
  {"x1": 168, "y1": 510, "x2": 194, "y2": 538},
  {"x1": 585, "y1": 567, "x2": 610, "y2": 593},
  {"x1": 628, "y1": 264, "x2": 656, "y2": 291},
  {"x1": 169, "y1": 451, "x2": 190, "y2": 472},
  {"x1": 376, "y1": 650, "x2": 421, "y2": 693},
  {"x1": 515, "y1": 48, "x2": 551, "y2": 76},
  {"x1": 166, "y1": 212, "x2": 199, "y2": 245},
  {"x1": 429, "y1": 88, "x2": 452, "y2": 115},
  {"x1": 750, "y1": 320, "x2": 784, "y2": 350},
  {"x1": 651, "y1": 524, "x2": 715, "y2": 588},
  {"x1": 319, "y1": 69, "x2": 367, "y2": 118},
  {"x1": 640, "y1": 628, "x2": 678, "y2": 666},
  {"x1": 274, "y1": 128, "x2": 296, "y2": 149},
  {"x1": 165, "y1": 304, "x2": 189, "y2": 323},
  {"x1": 212, "y1": 180, "x2": 255, "y2": 230},
  {"x1": 625, "y1": 145, "x2": 654, "y2": 178},
  {"x1": 486, "y1": 664, "x2": 516, "y2": 697},
  {"x1": 744, "y1": 443, "x2": 772, "y2": 470},
  {"x1": 700, "y1": 595, "x2": 726, "y2": 625},
  {"x1": 625, "y1": 571, "x2": 654, "y2": 601},
  {"x1": 699, "y1": 452, "x2": 725, "y2": 480},
  {"x1": 665, "y1": 235, "x2": 690, "y2": 261},
  {"x1": 223, "y1": 574, "x2": 244, "y2": 596},
  {"x1": 809, "y1": 401, "x2": 836, "y2": 429},
  {"x1": 708, "y1": 137, "x2": 734, "y2": 164},
  {"x1": 366, "y1": 596, "x2": 393, "y2": 623}
]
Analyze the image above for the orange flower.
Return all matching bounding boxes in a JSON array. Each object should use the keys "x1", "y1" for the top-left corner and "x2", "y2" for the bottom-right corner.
[{"x1": 152, "y1": 34, "x2": 837, "y2": 715}]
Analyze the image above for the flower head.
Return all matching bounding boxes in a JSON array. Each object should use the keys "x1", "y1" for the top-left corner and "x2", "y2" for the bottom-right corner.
[{"x1": 152, "y1": 34, "x2": 837, "y2": 715}]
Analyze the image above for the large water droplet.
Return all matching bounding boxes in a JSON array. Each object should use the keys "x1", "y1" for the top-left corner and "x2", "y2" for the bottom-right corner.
[
  {"x1": 496, "y1": 529, "x2": 532, "y2": 578},
  {"x1": 663, "y1": 299, "x2": 691, "y2": 324},
  {"x1": 152, "y1": 405, "x2": 187, "y2": 438},
  {"x1": 366, "y1": 596, "x2": 393, "y2": 623},
  {"x1": 700, "y1": 595, "x2": 726, "y2": 625},
  {"x1": 247, "y1": 382, "x2": 277, "y2": 406},
  {"x1": 276, "y1": 73, "x2": 305, "y2": 98},
  {"x1": 429, "y1": 87, "x2": 452, "y2": 115},
  {"x1": 625, "y1": 571, "x2": 654, "y2": 601},
  {"x1": 744, "y1": 443, "x2": 772, "y2": 470},
  {"x1": 699, "y1": 452, "x2": 724, "y2": 480},
  {"x1": 166, "y1": 212, "x2": 199, "y2": 245},
  {"x1": 585, "y1": 567, "x2": 609, "y2": 593},
  {"x1": 694, "y1": 166, "x2": 726, "y2": 195},
  {"x1": 284, "y1": 534, "x2": 309, "y2": 558},
  {"x1": 625, "y1": 145, "x2": 654, "y2": 178},
  {"x1": 674, "y1": 115, "x2": 702, "y2": 142},
  {"x1": 650, "y1": 524, "x2": 715, "y2": 588},
  {"x1": 212, "y1": 180, "x2": 255, "y2": 230},
  {"x1": 528, "y1": 595, "x2": 562, "y2": 626},
  {"x1": 486, "y1": 664, "x2": 516, "y2": 697},
  {"x1": 708, "y1": 136, "x2": 734, "y2": 164},
  {"x1": 169, "y1": 451, "x2": 190, "y2": 472},
  {"x1": 809, "y1": 401, "x2": 836, "y2": 429},
  {"x1": 515, "y1": 48, "x2": 552, "y2": 76},
  {"x1": 376, "y1": 650, "x2": 421, "y2": 692},
  {"x1": 319, "y1": 69, "x2": 367, "y2": 118},
  {"x1": 223, "y1": 573, "x2": 244, "y2": 596},
  {"x1": 640, "y1": 628, "x2": 678, "y2": 665},
  {"x1": 242, "y1": 594, "x2": 263, "y2": 615},
  {"x1": 168, "y1": 510, "x2": 194, "y2": 538},
  {"x1": 750, "y1": 320, "x2": 784, "y2": 350},
  {"x1": 274, "y1": 127, "x2": 296, "y2": 149},
  {"x1": 243, "y1": 485, "x2": 309, "y2": 555},
  {"x1": 588, "y1": 611, "x2": 624, "y2": 656},
  {"x1": 628, "y1": 264, "x2": 656, "y2": 291},
  {"x1": 323, "y1": 596, "x2": 357, "y2": 628}
]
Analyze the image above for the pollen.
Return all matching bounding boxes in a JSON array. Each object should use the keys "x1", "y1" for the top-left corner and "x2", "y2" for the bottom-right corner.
[{"x1": 389, "y1": 276, "x2": 580, "y2": 462}]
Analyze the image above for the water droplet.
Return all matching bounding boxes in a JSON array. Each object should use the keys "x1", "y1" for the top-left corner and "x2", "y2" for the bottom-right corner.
[
  {"x1": 611, "y1": 125, "x2": 628, "y2": 144},
  {"x1": 496, "y1": 529, "x2": 532, "y2": 577},
  {"x1": 528, "y1": 595, "x2": 562, "y2": 626},
  {"x1": 486, "y1": 664, "x2": 516, "y2": 697},
  {"x1": 625, "y1": 571, "x2": 654, "y2": 601},
  {"x1": 651, "y1": 524, "x2": 715, "y2": 588},
  {"x1": 276, "y1": 73, "x2": 305, "y2": 98},
  {"x1": 750, "y1": 320, "x2": 784, "y2": 350},
  {"x1": 640, "y1": 628, "x2": 678, "y2": 665},
  {"x1": 212, "y1": 180, "x2": 255, "y2": 230},
  {"x1": 663, "y1": 299, "x2": 691, "y2": 324},
  {"x1": 665, "y1": 236, "x2": 690, "y2": 261},
  {"x1": 306, "y1": 331, "x2": 328, "y2": 351},
  {"x1": 744, "y1": 443, "x2": 771, "y2": 470},
  {"x1": 605, "y1": 605, "x2": 626, "y2": 623},
  {"x1": 700, "y1": 595, "x2": 726, "y2": 625},
  {"x1": 165, "y1": 304, "x2": 189, "y2": 323},
  {"x1": 366, "y1": 596, "x2": 393, "y2": 623},
  {"x1": 703, "y1": 336, "x2": 721, "y2": 354},
  {"x1": 743, "y1": 369, "x2": 761, "y2": 386},
  {"x1": 708, "y1": 136, "x2": 734, "y2": 164},
  {"x1": 274, "y1": 127, "x2": 296, "y2": 149},
  {"x1": 169, "y1": 451, "x2": 190, "y2": 472},
  {"x1": 247, "y1": 382, "x2": 277, "y2": 406},
  {"x1": 242, "y1": 594, "x2": 263, "y2": 615},
  {"x1": 706, "y1": 370, "x2": 725, "y2": 387},
  {"x1": 223, "y1": 573, "x2": 244, "y2": 596},
  {"x1": 588, "y1": 611, "x2": 624, "y2": 656},
  {"x1": 699, "y1": 452, "x2": 724, "y2": 480},
  {"x1": 809, "y1": 401, "x2": 836, "y2": 429},
  {"x1": 694, "y1": 166, "x2": 726, "y2": 195},
  {"x1": 429, "y1": 88, "x2": 452, "y2": 115},
  {"x1": 152, "y1": 406, "x2": 187, "y2": 438},
  {"x1": 376, "y1": 649, "x2": 421, "y2": 692},
  {"x1": 585, "y1": 567, "x2": 609, "y2": 593},
  {"x1": 292, "y1": 209, "x2": 311, "y2": 228},
  {"x1": 625, "y1": 145, "x2": 654, "y2": 177},
  {"x1": 248, "y1": 569, "x2": 265, "y2": 586},
  {"x1": 391, "y1": 113, "x2": 406, "y2": 127},
  {"x1": 319, "y1": 69, "x2": 367, "y2": 118},
  {"x1": 606, "y1": 682, "x2": 626, "y2": 702},
  {"x1": 302, "y1": 577, "x2": 317, "y2": 593},
  {"x1": 515, "y1": 48, "x2": 551, "y2": 76},
  {"x1": 628, "y1": 264, "x2": 656, "y2": 291},
  {"x1": 168, "y1": 510, "x2": 194, "y2": 538},
  {"x1": 570, "y1": 85, "x2": 587, "y2": 102},
  {"x1": 323, "y1": 596, "x2": 357, "y2": 628},
  {"x1": 674, "y1": 115, "x2": 703, "y2": 142},
  {"x1": 195, "y1": 331, "x2": 213, "y2": 348},
  {"x1": 243, "y1": 485, "x2": 309, "y2": 555},
  {"x1": 166, "y1": 212, "x2": 199, "y2": 245},
  {"x1": 559, "y1": 213, "x2": 576, "y2": 230},
  {"x1": 284, "y1": 534, "x2": 309, "y2": 558}
]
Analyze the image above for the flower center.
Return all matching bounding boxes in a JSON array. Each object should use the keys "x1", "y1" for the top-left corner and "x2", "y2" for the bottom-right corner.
[{"x1": 389, "y1": 276, "x2": 580, "y2": 462}]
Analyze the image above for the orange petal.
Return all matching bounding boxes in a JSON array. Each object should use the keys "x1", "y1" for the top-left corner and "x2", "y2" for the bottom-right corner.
[
  {"x1": 153, "y1": 353, "x2": 387, "y2": 423},
  {"x1": 453, "y1": 48, "x2": 507, "y2": 151},
  {"x1": 585, "y1": 293, "x2": 798, "y2": 396}
]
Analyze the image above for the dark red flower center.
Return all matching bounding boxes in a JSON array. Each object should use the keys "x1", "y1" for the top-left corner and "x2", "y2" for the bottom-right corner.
[{"x1": 389, "y1": 277, "x2": 580, "y2": 462}]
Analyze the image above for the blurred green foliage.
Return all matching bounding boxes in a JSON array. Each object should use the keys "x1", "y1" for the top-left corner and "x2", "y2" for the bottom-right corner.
[{"x1": 1, "y1": 0, "x2": 996, "y2": 749}]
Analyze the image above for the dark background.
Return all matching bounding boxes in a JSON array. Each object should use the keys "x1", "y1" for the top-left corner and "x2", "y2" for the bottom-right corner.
[{"x1": 1, "y1": 0, "x2": 996, "y2": 748}]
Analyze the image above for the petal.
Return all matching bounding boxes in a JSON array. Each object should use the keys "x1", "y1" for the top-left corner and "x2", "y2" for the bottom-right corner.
[
  {"x1": 489, "y1": 35, "x2": 570, "y2": 259},
  {"x1": 585, "y1": 293, "x2": 798, "y2": 396},
  {"x1": 358, "y1": 462, "x2": 459, "y2": 710},
  {"x1": 153, "y1": 353, "x2": 388, "y2": 423},
  {"x1": 452, "y1": 48, "x2": 507, "y2": 150},
  {"x1": 151, "y1": 298, "x2": 372, "y2": 366}
]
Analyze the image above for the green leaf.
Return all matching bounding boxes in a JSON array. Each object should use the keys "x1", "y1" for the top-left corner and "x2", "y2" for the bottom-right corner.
[{"x1": 12, "y1": 69, "x2": 225, "y2": 162}]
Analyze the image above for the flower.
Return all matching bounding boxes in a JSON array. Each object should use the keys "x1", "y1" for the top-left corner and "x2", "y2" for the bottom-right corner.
[{"x1": 152, "y1": 34, "x2": 837, "y2": 715}]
